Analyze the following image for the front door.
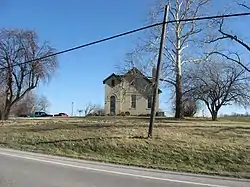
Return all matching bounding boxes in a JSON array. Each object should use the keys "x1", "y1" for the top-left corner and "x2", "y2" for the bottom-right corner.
[{"x1": 110, "y1": 96, "x2": 116, "y2": 115}]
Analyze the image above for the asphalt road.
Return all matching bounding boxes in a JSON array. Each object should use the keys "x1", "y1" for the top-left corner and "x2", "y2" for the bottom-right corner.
[{"x1": 0, "y1": 148, "x2": 249, "y2": 187}]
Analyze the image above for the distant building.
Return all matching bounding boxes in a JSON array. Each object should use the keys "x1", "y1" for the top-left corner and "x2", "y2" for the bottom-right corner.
[{"x1": 103, "y1": 67, "x2": 162, "y2": 116}]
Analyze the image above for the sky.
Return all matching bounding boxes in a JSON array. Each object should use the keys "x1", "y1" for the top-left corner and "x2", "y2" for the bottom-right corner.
[{"x1": 1, "y1": 0, "x2": 249, "y2": 116}]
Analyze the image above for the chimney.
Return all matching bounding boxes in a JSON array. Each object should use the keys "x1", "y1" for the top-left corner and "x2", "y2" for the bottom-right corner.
[{"x1": 152, "y1": 66, "x2": 157, "y2": 79}]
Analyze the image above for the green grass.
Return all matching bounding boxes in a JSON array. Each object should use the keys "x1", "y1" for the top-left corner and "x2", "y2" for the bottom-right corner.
[{"x1": 0, "y1": 117, "x2": 249, "y2": 179}]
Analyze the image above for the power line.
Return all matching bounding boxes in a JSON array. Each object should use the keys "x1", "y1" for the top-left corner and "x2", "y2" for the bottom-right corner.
[
  {"x1": 0, "y1": 12, "x2": 250, "y2": 71},
  {"x1": 0, "y1": 22, "x2": 163, "y2": 71}
]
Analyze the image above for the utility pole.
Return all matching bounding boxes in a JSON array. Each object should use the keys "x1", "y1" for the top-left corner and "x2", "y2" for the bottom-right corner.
[
  {"x1": 71, "y1": 102, "x2": 74, "y2": 117},
  {"x1": 148, "y1": 4, "x2": 170, "y2": 138}
]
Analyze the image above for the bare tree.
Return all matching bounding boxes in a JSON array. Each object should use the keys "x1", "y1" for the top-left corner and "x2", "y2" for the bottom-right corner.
[
  {"x1": 83, "y1": 103, "x2": 105, "y2": 116},
  {"x1": 84, "y1": 102, "x2": 97, "y2": 116},
  {"x1": 174, "y1": 96, "x2": 199, "y2": 117},
  {"x1": 0, "y1": 29, "x2": 57, "y2": 120},
  {"x1": 9, "y1": 93, "x2": 50, "y2": 115},
  {"x1": 183, "y1": 98, "x2": 199, "y2": 117},
  {"x1": 122, "y1": 0, "x2": 210, "y2": 119},
  {"x1": 32, "y1": 95, "x2": 50, "y2": 112},
  {"x1": 171, "y1": 90, "x2": 200, "y2": 117},
  {"x1": 186, "y1": 58, "x2": 250, "y2": 120},
  {"x1": 93, "y1": 105, "x2": 105, "y2": 116},
  {"x1": 207, "y1": 1, "x2": 250, "y2": 72},
  {"x1": 10, "y1": 91, "x2": 35, "y2": 115}
]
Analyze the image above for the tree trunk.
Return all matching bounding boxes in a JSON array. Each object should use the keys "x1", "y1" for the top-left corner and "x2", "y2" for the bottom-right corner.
[
  {"x1": 211, "y1": 111, "x2": 218, "y2": 121},
  {"x1": 174, "y1": 24, "x2": 183, "y2": 120},
  {"x1": 1, "y1": 106, "x2": 11, "y2": 120},
  {"x1": 175, "y1": 72, "x2": 183, "y2": 119}
]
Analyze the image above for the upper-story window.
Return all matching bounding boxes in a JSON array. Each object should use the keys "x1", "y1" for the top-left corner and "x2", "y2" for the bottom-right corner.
[
  {"x1": 131, "y1": 95, "x2": 136, "y2": 108},
  {"x1": 111, "y1": 79, "x2": 115, "y2": 87}
]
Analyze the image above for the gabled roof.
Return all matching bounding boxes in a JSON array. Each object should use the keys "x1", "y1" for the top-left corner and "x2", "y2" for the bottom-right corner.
[
  {"x1": 103, "y1": 67, "x2": 162, "y2": 93},
  {"x1": 102, "y1": 73, "x2": 122, "y2": 84}
]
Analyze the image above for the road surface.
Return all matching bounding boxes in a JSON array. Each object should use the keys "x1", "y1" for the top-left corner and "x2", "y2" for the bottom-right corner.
[{"x1": 0, "y1": 148, "x2": 249, "y2": 187}]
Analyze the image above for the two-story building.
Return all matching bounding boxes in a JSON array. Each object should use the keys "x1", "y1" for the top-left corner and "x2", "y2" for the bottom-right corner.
[{"x1": 103, "y1": 67, "x2": 162, "y2": 116}]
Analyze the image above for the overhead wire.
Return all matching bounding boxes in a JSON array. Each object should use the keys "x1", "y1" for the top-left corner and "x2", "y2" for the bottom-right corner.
[{"x1": 0, "y1": 12, "x2": 250, "y2": 71}]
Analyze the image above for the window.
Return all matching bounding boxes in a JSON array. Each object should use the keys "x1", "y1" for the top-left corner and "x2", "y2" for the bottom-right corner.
[
  {"x1": 131, "y1": 95, "x2": 136, "y2": 108},
  {"x1": 111, "y1": 79, "x2": 115, "y2": 87},
  {"x1": 148, "y1": 96, "x2": 153, "y2": 108},
  {"x1": 110, "y1": 96, "x2": 116, "y2": 115}
]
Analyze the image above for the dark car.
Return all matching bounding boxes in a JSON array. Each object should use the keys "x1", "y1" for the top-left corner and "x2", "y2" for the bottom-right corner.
[
  {"x1": 37, "y1": 112, "x2": 53, "y2": 117},
  {"x1": 28, "y1": 112, "x2": 53, "y2": 117},
  {"x1": 54, "y1": 113, "x2": 68, "y2": 117}
]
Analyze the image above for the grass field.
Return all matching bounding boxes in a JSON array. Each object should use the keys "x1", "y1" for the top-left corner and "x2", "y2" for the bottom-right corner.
[
  {"x1": 0, "y1": 117, "x2": 249, "y2": 178},
  {"x1": 220, "y1": 116, "x2": 250, "y2": 123}
]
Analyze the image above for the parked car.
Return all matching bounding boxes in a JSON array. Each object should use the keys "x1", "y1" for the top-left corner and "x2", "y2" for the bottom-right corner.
[
  {"x1": 54, "y1": 113, "x2": 68, "y2": 117},
  {"x1": 28, "y1": 112, "x2": 53, "y2": 117}
]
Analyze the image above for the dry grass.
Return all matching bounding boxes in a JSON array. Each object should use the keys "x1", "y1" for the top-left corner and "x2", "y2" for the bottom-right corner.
[
  {"x1": 220, "y1": 116, "x2": 250, "y2": 123},
  {"x1": 0, "y1": 117, "x2": 249, "y2": 178}
]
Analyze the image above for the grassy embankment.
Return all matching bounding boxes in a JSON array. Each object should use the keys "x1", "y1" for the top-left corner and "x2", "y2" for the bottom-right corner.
[{"x1": 0, "y1": 117, "x2": 249, "y2": 178}]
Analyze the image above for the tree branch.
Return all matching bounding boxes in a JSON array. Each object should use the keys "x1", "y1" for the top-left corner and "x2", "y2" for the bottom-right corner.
[
  {"x1": 218, "y1": 27, "x2": 250, "y2": 52},
  {"x1": 237, "y1": 2, "x2": 250, "y2": 9},
  {"x1": 210, "y1": 51, "x2": 250, "y2": 72}
]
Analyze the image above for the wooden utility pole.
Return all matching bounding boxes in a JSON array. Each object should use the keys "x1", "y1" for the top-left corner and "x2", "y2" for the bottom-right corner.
[{"x1": 148, "y1": 4, "x2": 170, "y2": 138}]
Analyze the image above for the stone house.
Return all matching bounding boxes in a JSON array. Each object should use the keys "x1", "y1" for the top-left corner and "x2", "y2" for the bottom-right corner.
[{"x1": 103, "y1": 67, "x2": 162, "y2": 115}]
